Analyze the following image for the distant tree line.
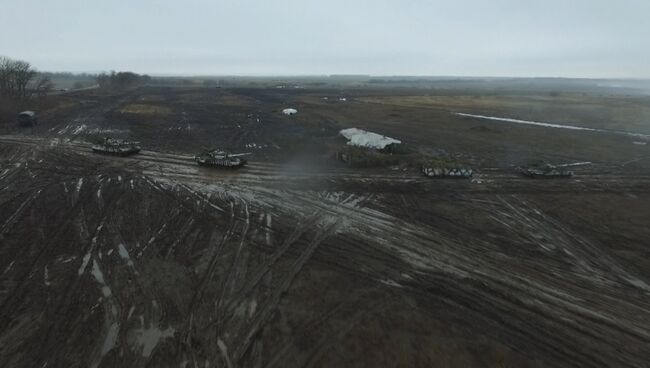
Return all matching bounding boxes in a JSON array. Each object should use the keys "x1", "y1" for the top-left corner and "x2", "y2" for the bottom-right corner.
[
  {"x1": 0, "y1": 56, "x2": 53, "y2": 99},
  {"x1": 96, "y1": 71, "x2": 151, "y2": 89},
  {"x1": 42, "y1": 71, "x2": 97, "y2": 79}
]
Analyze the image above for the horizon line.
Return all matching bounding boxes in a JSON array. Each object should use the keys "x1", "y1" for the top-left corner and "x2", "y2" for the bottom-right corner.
[{"x1": 40, "y1": 71, "x2": 650, "y2": 81}]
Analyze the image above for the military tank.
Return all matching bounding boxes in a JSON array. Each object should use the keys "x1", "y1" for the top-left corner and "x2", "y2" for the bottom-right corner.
[
  {"x1": 421, "y1": 166, "x2": 473, "y2": 178},
  {"x1": 520, "y1": 162, "x2": 573, "y2": 178},
  {"x1": 92, "y1": 138, "x2": 141, "y2": 156},
  {"x1": 194, "y1": 149, "x2": 250, "y2": 168}
]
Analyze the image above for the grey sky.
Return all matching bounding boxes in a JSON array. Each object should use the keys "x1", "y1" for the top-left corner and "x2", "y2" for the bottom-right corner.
[{"x1": 2, "y1": 0, "x2": 649, "y2": 77}]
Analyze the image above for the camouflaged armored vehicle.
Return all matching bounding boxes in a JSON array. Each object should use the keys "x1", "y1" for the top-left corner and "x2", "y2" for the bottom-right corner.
[
  {"x1": 17, "y1": 111, "x2": 37, "y2": 127},
  {"x1": 520, "y1": 162, "x2": 573, "y2": 178},
  {"x1": 421, "y1": 166, "x2": 473, "y2": 178},
  {"x1": 92, "y1": 138, "x2": 141, "y2": 156},
  {"x1": 194, "y1": 149, "x2": 250, "y2": 168}
]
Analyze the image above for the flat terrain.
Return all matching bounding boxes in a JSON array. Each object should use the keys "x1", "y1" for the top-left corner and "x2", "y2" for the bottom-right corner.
[{"x1": 1, "y1": 84, "x2": 649, "y2": 367}]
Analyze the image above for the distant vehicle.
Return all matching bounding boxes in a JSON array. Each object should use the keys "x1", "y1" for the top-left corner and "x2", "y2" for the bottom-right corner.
[
  {"x1": 92, "y1": 138, "x2": 141, "y2": 156},
  {"x1": 194, "y1": 149, "x2": 250, "y2": 168},
  {"x1": 520, "y1": 162, "x2": 574, "y2": 178},
  {"x1": 17, "y1": 111, "x2": 37, "y2": 127},
  {"x1": 421, "y1": 166, "x2": 473, "y2": 178}
]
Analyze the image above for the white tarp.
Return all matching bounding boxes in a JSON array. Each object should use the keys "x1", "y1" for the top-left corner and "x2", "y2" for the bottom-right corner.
[
  {"x1": 282, "y1": 108, "x2": 298, "y2": 115},
  {"x1": 339, "y1": 128, "x2": 401, "y2": 149}
]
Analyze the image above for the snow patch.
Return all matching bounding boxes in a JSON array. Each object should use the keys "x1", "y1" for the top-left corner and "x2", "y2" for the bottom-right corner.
[
  {"x1": 78, "y1": 253, "x2": 92, "y2": 276},
  {"x1": 456, "y1": 113, "x2": 597, "y2": 131},
  {"x1": 44, "y1": 265, "x2": 51, "y2": 286},
  {"x1": 217, "y1": 338, "x2": 232, "y2": 368},
  {"x1": 132, "y1": 319, "x2": 175, "y2": 357},
  {"x1": 265, "y1": 213, "x2": 272, "y2": 245},
  {"x1": 75, "y1": 178, "x2": 84, "y2": 193},
  {"x1": 78, "y1": 222, "x2": 104, "y2": 275},
  {"x1": 72, "y1": 124, "x2": 88, "y2": 135},
  {"x1": 118, "y1": 244, "x2": 135, "y2": 268},
  {"x1": 128, "y1": 306, "x2": 136, "y2": 319},
  {"x1": 380, "y1": 279, "x2": 403, "y2": 288},
  {"x1": 456, "y1": 112, "x2": 650, "y2": 139},
  {"x1": 282, "y1": 108, "x2": 298, "y2": 115},
  {"x1": 2, "y1": 261, "x2": 15, "y2": 275},
  {"x1": 101, "y1": 322, "x2": 120, "y2": 356},
  {"x1": 249, "y1": 299, "x2": 257, "y2": 318},
  {"x1": 91, "y1": 259, "x2": 112, "y2": 297}
]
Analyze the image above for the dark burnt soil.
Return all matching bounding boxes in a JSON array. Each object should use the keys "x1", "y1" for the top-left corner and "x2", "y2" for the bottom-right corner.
[{"x1": 1, "y1": 86, "x2": 649, "y2": 368}]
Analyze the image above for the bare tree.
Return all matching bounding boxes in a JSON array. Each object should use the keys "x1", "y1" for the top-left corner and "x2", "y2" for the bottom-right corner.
[
  {"x1": 13, "y1": 60, "x2": 37, "y2": 98},
  {"x1": 0, "y1": 56, "x2": 38, "y2": 99},
  {"x1": 0, "y1": 56, "x2": 16, "y2": 97},
  {"x1": 31, "y1": 75, "x2": 54, "y2": 97}
]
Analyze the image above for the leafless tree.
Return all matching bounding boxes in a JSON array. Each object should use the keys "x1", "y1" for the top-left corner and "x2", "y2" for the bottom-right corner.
[
  {"x1": 13, "y1": 60, "x2": 37, "y2": 98},
  {"x1": 0, "y1": 56, "x2": 16, "y2": 97},
  {"x1": 0, "y1": 56, "x2": 38, "y2": 99},
  {"x1": 31, "y1": 75, "x2": 54, "y2": 97}
]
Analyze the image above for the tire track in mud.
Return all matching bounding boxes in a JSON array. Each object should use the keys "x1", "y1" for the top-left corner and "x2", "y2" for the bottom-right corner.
[
  {"x1": 40, "y1": 183, "x2": 127, "y2": 368},
  {"x1": 2, "y1": 136, "x2": 650, "y2": 366},
  {"x1": 433, "y1": 195, "x2": 650, "y2": 365},
  {"x1": 0, "y1": 135, "x2": 427, "y2": 185},
  {"x1": 232, "y1": 218, "x2": 342, "y2": 364},
  {"x1": 223, "y1": 213, "x2": 323, "y2": 316},
  {"x1": 178, "y1": 198, "x2": 238, "y2": 367},
  {"x1": 216, "y1": 200, "x2": 250, "y2": 315},
  {"x1": 222, "y1": 185, "x2": 650, "y2": 366},
  {"x1": 264, "y1": 287, "x2": 390, "y2": 368},
  {"x1": 0, "y1": 176, "x2": 93, "y2": 312},
  {"x1": 0, "y1": 164, "x2": 197, "y2": 366},
  {"x1": 0, "y1": 173, "x2": 123, "y2": 367},
  {"x1": 4, "y1": 135, "x2": 650, "y2": 194},
  {"x1": 180, "y1": 211, "x2": 338, "y2": 366}
]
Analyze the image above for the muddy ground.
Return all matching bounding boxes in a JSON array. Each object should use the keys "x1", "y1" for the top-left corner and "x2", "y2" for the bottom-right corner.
[{"x1": 1, "y1": 86, "x2": 649, "y2": 367}]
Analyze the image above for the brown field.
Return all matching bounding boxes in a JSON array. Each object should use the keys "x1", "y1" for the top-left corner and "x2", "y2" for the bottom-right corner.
[{"x1": 0, "y1": 82, "x2": 649, "y2": 367}]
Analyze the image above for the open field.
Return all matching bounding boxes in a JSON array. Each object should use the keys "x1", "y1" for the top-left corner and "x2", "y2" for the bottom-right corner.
[{"x1": 1, "y1": 82, "x2": 650, "y2": 367}]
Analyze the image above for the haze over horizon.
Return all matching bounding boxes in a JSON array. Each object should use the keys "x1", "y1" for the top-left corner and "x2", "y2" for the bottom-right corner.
[{"x1": 2, "y1": 0, "x2": 649, "y2": 78}]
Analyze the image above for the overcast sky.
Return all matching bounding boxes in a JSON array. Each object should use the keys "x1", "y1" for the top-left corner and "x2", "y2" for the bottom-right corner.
[{"x1": 2, "y1": 0, "x2": 649, "y2": 78}]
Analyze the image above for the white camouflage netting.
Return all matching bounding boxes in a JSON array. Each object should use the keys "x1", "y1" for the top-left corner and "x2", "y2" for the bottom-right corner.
[{"x1": 339, "y1": 128, "x2": 401, "y2": 149}]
